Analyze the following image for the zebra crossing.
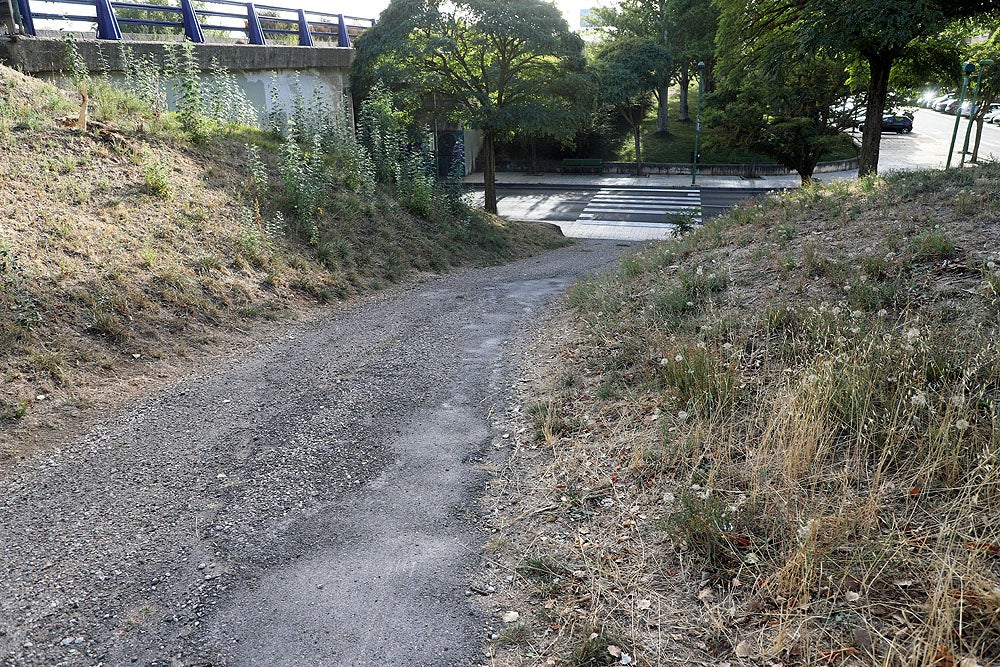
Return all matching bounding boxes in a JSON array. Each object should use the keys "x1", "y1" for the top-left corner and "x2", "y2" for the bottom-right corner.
[{"x1": 576, "y1": 187, "x2": 702, "y2": 228}]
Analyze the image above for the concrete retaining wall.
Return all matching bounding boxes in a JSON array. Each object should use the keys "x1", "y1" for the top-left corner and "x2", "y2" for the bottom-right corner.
[{"x1": 0, "y1": 36, "x2": 353, "y2": 119}]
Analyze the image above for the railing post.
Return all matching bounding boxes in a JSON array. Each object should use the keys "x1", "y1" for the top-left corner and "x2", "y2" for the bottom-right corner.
[
  {"x1": 245, "y1": 2, "x2": 265, "y2": 45},
  {"x1": 180, "y1": 0, "x2": 204, "y2": 43},
  {"x1": 94, "y1": 0, "x2": 122, "y2": 40},
  {"x1": 296, "y1": 8, "x2": 312, "y2": 46},
  {"x1": 337, "y1": 14, "x2": 349, "y2": 47},
  {"x1": 14, "y1": 0, "x2": 35, "y2": 35}
]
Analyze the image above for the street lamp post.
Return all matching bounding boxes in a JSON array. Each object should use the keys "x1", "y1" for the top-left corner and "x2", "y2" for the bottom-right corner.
[
  {"x1": 960, "y1": 58, "x2": 994, "y2": 167},
  {"x1": 947, "y1": 62, "x2": 977, "y2": 169},
  {"x1": 691, "y1": 60, "x2": 705, "y2": 186}
]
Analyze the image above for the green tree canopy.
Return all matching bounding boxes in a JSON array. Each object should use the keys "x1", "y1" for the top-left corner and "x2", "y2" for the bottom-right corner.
[
  {"x1": 591, "y1": 37, "x2": 672, "y2": 175},
  {"x1": 717, "y1": 0, "x2": 993, "y2": 176},
  {"x1": 590, "y1": 0, "x2": 717, "y2": 132},
  {"x1": 352, "y1": 0, "x2": 591, "y2": 214}
]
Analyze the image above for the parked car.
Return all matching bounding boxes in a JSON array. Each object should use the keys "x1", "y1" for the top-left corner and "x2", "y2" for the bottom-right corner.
[
  {"x1": 880, "y1": 114, "x2": 913, "y2": 133},
  {"x1": 927, "y1": 93, "x2": 952, "y2": 109},
  {"x1": 982, "y1": 104, "x2": 1000, "y2": 123},
  {"x1": 935, "y1": 97, "x2": 957, "y2": 112}
]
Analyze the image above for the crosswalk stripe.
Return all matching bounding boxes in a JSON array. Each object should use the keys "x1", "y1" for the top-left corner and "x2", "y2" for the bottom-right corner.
[{"x1": 576, "y1": 187, "x2": 703, "y2": 228}]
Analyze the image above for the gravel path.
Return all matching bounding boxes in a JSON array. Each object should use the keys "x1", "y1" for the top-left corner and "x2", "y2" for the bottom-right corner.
[{"x1": 0, "y1": 241, "x2": 628, "y2": 667}]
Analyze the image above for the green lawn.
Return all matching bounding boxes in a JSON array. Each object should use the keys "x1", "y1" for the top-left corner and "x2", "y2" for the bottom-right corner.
[{"x1": 617, "y1": 88, "x2": 858, "y2": 165}]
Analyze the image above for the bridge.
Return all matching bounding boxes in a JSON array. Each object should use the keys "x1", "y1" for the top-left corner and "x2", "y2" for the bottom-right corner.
[{"x1": 0, "y1": 0, "x2": 374, "y2": 114}]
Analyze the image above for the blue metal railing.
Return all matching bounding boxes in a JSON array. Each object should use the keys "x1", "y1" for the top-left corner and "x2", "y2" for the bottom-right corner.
[{"x1": 15, "y1": 0, "x2": 373, "y2": 46}]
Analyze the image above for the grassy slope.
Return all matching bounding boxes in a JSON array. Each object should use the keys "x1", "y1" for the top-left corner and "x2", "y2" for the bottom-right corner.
[
  {"x1": 618, "y1": 86, "x2": 858, "y2": 165},
  {"x1": 0, "y1": 65, "x2": 567, "y2": 457},
  {"x1": 487, "y1": 166, "x2": 1000, "y2": 666}
]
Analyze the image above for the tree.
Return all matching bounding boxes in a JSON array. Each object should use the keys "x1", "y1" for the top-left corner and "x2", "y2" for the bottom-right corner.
[
  {"x1": 717, "y1": 0, "x2": 992, "y2": 177},
  {"x1": 352, "y1": 0, "x2": 591, "y2": 214},
  {"x1": 592, "y1": 37, "x2": 672, "y2": 176},
  {"x1": 589, "y1": 0, "x2": 717, "y2": 133},
  {"x1": 710, "y1": 40, "x2": 853, "y2": 183}
]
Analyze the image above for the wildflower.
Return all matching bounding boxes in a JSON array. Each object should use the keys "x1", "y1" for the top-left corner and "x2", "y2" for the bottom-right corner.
[
  {"x1": 905, "y1": 328, "x2": 920, "y2": 341},
  {"x1": 659, "y1": 358, "x2": 669, "y2": 366},
  {"x1": 696, "y1": 265, "x2": 704, "y2": 276},
  {"x1": 956, "y1": 419, "x2": 970, "y2": 432},
  {"x1": 675, "y1": 354, "x2": 684, "y2": 362},
  {"x1": 911, "y1": 391, "x2": 927, "y2": 407},
  {"x1": 877, "y1": 309, "x2": 888, "y2": 318}
]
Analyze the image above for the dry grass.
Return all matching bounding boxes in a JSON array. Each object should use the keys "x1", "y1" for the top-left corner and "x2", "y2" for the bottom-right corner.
[
  {"x1": 0, "y1": 65, "x2": 568, "y2": 459},
  {"x1": 484, "y1": 166, "x2": 1000, "y2": 666}
]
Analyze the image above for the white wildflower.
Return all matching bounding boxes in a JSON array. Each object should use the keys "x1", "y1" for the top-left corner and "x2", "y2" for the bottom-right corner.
[
  {"x1": 956, "y1": 419, "x2": 970, "y2": 432},
  {"x1": 911, "y1": 391, "x2": 927, "y2": 407}
]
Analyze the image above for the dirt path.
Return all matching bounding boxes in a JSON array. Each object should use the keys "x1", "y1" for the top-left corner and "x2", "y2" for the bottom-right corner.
[{"x1": 0, "y1": 241, "x2": 629, "y2": 667}]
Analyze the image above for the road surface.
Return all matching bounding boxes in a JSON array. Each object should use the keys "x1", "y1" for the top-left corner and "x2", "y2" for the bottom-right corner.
[{"x1": 0, "y1": 242, "x2": 629, "y2": 666}]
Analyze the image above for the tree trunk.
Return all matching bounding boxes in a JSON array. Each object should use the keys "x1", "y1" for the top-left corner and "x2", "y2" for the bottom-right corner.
[
  {"x1": 656, "y1": 84, "x2": 670, "y2": 134},
  {"x1": 634, "y1": 124, "x2": 643, "y2": 177},
  {"x1": 482, "y1": 131, "x2": 497, "y2": 214},
  {"x1": 858, "y1": 54, "x2": 892, "y2": 177},
  {"x1": 678, "y1": 68, "x2": 689, "y2": 122},
  {"x1": 972, "y1": 117, "x2": 985, "y2": 163}
]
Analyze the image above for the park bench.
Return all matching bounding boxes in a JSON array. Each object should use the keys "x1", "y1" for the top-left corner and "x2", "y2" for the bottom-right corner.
[{"x1": 561, "y1": 158, "x2": 604, "y2": 174}]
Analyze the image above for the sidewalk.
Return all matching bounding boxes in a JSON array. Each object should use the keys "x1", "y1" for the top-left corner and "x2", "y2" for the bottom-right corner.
[{"x1": 464, "y1": 168, "x2": 859, "y2": 190}]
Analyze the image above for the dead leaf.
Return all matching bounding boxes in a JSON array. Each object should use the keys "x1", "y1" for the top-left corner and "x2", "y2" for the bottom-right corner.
[
  {"x1": 845, "y1": 591, "x2": 861, "y2": 603},
  {"x1": 735, "y1": 640, "x2": 754, "y2": 658},
  {"x1": 608, "y1": 645, "x2": 622, "y2": 658},
  {"x1": 934, "y1": 644, "x2": 956, "y2": 667},
  {"x1": 636, "y1": 599, "x2": 652, "y2": 610}
]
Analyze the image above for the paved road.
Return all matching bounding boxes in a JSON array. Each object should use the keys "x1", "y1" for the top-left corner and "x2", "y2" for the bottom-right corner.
[
  {"x1": 469, "y1": 108, "x2": 1000, "y2": 240},
  {"x1": 0, "y1": 242, "x2": 628, "y2": 666},
  {"x1": 468, "y1": 186, "x2": 776, "y2": 240},
  {"x1": 859, "y1": 107, "x2": 1000, "y2": 170}
]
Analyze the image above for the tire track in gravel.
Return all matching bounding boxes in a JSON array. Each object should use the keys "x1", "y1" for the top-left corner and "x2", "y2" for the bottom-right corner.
[{"x1": 0, "y1": 240, "x2": 631, "y2": 667}]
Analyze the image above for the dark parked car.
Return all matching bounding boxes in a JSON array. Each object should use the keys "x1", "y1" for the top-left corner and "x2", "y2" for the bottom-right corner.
[{"x1": 881, "y1": 114, "x2": 913, "y2": 133}]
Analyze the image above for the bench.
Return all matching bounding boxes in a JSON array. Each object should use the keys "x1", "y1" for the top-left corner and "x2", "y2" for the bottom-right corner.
[{"x1": 561, "y1": 158, "x2": 604, "y2": 174}]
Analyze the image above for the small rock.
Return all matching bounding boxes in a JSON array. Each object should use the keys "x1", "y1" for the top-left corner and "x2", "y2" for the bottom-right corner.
[{"x1": 501, "y1": 611, "x2": 519, "y2": 623}]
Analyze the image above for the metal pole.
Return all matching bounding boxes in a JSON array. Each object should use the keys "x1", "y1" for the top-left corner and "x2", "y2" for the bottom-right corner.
[
  {"x1": 947, "y1": 62, "x2": 975, "y2": 169},
  {"x1": 960, "y1": 59, "x2": 993, "y2": 167},
  {"x1": 691, "y1": 61, "x2": 705, "y2": 186}
]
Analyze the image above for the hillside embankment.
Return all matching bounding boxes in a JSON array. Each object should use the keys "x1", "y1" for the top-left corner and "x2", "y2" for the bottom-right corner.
[
  {"x1": 0, "y1": 63, "x2": 567, "y2": 458},
  {"x1": 485, "y1": 166, "x2": 1000, "y2": 666}
]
